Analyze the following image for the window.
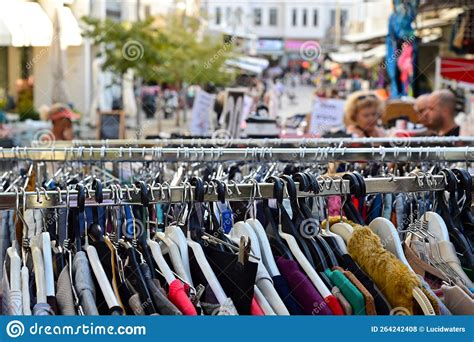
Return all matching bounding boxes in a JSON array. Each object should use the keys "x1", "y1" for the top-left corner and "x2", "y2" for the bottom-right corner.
[
  {"x1": 226, "y1": 7, "x2": 232, "y2": 22},
  {"x1": 269, "y1": 8, "x2": 278, "y2": 26},
  {"x1": 341, "y1": 9, "x2": 348, "y2": 27},
  {"x1": 292, "y1": 8, "x2": 297, "y2": 26},
  {"x1": 235, "y1": 7, "x2": 243, "y2": 25},
  {"x1": 215, "y1": 7, "x2": 221, "y2": 25},
  {"x1": 253, "y1": 8, "x2": 262, "y2": 26},
  {"x1": 313, "y1": 9, "x2": 318, "y2": 26},
  {"x1": 330, "y1": 9, "x2": 348, "y2": 27},
  {"x1": 302, "y1": 9, "x2": 307, "y2": 26}
]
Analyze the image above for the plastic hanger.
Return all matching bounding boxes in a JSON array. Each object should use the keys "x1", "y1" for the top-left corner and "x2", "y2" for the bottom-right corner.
[
  {"x1": 260, "y1": 176, "x2": 293, "y2": 260},
  {"x1": 78, "y1": 183, "x2": 120, "y2": 310},
  {"x1": 330, "y1": 222, "x2": 354, "y2": 244},
  {"x1": 41, "y1": 231, "x2": 55, "y2": 299},
  {"x1": 140, "y1": 182, "x2": 176, "y2": 285},
  {"x1": 185, "y1": 178, "x2": 228, "y2": 305},
  {"x1": 369, "y1": 217, "x2": 414, "y2": 272},
  {"x1": 267, "y1": 176, "x2": 333, "y2": 301},
  {"x1": 283, "y1": 174, "x2": 336, "y2": 270},
  {"x1": 269, "y1": 175, "x2": 317, "y2": 267},
  {"x1": 30, "y1": 239, "x2": 47, "y2": 303},
  {"x1": 247, "y1": 218, "x2": 281, "y2": 277},
  {"x1": 155, "y1": 230, "x2": 191, "y2": 284},
  {"x1": 9, "y1": 189, "x2": 25, "y2": 300},
  {"x1": 88, "y1": 178, "x2": 104, "y2": 241},
  {"x1": 166, "y1": 225, "x2": 194, "y2": 286}
]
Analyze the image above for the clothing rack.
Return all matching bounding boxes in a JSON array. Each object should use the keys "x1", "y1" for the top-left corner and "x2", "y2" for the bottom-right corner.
[
  {"x1": 44, "y1": 136, "x2": 474, "y2": 148},
  {"x1": 2, "y1": 146, "x2": 474, "y2": 162},
  {"x1": 0, "y1": 174, "x2": 468, "y2": 210}
]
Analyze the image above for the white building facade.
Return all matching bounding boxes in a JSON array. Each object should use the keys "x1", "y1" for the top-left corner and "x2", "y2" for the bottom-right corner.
[{"x1": 202, "y1": 0, "x2": 364, "y2": 65}]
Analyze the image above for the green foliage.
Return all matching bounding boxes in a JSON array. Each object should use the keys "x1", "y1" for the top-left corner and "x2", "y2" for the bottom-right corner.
[{"x1": 82, "y1": 14, "x2": 235, "y2": 87}]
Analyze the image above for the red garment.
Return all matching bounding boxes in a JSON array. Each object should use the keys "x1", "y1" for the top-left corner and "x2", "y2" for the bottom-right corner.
[
  {"x1": 325, "y1": 294, "x2": 344, "y2": 315},
  {"x1": 167, "y1": 279, "x2": 197, "y2": 315},
  {"x1": 250, "y1": 297, "x2": 264, "y2": 315}
]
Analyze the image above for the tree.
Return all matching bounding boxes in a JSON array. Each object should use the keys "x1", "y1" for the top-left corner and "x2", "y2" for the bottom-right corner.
[
  {"x1": 82, "y1": 17, "x2": 167, "y2": 81},
  {"x1": 82, "y1": 14, "x2": 235, "y2": 87}
]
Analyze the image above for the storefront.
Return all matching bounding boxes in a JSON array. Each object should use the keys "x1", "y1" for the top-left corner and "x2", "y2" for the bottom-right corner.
[
  {"x1": 0, "y1": 1, "x2": 82, "y2": 120},
  {"x1": 284, "y1": 39, "x2": 322, "y2": 71},
  {"x1": 256, "y1": 39, "x2": 284, "y2": 64}
]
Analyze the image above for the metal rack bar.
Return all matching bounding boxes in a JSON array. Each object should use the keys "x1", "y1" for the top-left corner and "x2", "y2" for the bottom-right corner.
[
  {"x1": 43, "y1": 136, "x2": 474, "y2": 148},
  {"x1": 0, "y1": 175, "x2": 458, "y2": 210},
  {"x1": 1, "y1": 146, "x2": 474, "y2": 162}
]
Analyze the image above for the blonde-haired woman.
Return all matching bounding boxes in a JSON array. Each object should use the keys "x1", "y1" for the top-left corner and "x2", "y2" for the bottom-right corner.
[{"x1": 344, "y1": 91, "x2": 385, "y2": 137}]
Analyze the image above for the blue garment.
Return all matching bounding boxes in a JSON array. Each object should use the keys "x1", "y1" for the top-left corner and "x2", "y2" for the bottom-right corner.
[
  {"x1": 386, "y1": 0, "x2": 419, "y2": 98},
  {"x1": 383, "y1": 193, "x2": 393, "y2": 220},
  {"x1": 367, "y1": 194, "x2": 383, "y2": 224},
  {"x1": 271, "y1": 275, "x2": 304, "y2": 315},
  {"x1": 395, "y1": 194, "x2": 407, "y2": 230}
]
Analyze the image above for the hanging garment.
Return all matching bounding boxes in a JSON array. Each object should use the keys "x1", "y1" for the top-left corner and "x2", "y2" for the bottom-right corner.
[
  {"x1": 403, "y1": 242, "x2": 449, "y2": 289},
  {"x1": 139, "y1": 264, "x2": 182, "y2": 315},
  {"x1": 276, "y1": 257, "x2": 334, "y2": 315},
  {"x1": 347, "y1": 225, "x2": 421, "y2": 314},
  {"x1": 382, "y1": 194, "x2": 393, "y2": 220},
  {"x1": 417, "y1": 276, "x2": 451, "y2": 316},
  {"x1": 203, "y1": 246, "x2": 257, "y2": 315},
  {"x1": 0, "y1": 211, "x2": 14, "y2": 282},
  {"x1": 73, "y1": 251, "x2": 99, "y2": 315},
  {"x1": 2, "y1": 260, "x2": 22, "y2": 315},
  {"x1": 56, "y1": 266, "x2": 76, "y2": 315},
  {"x1": 250, "y1": 297, "x2": 265, "y2": 316},
  {"x1": 128, "y1": 293, "x2": 145, "y2": 316},
  {"x1": 331, "y1": 286, "x2": 352, "y2": 315},
  {"x1": 325, "y1": 269, "x2": 366, "y2": 315},
  {"x1": 254, "y1": 286, "x2": 276, "y2": 315},
  {"x1": 32, "y1": 302, "x2": 54, "y2": 316},
  {"x1": 441, "y1": 284, "x2": 474, "y2": 315},
  {"x1": 340, "y1": 254, "x2": 392, "y2": 315},
  {"x1": 271, "y1": 275, "x2": 304, "y2": 315},
  {"x1": 167, "y1": 280, "x2": 197, "y2": 316},
  {"x1": 333, "y1": 266, "x2": 376, "y2": 315},
  {"x1": 201, "y1": 297, "x2": 239, "y2": 316}
]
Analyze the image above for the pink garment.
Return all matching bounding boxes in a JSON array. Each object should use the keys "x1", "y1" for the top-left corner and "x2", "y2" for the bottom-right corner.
[
  {"x1": 328, "y1": 196, "x2": 342, "y2": 217},
  {"x1": 250, "y1": 297, "x2": 265, "y2": 315},
  {"x1": 167, "y1": 280, "x2": 197, "y2": 315},
  {"x1": 397, "y1": 43, "x2": 414, "y2": 84}
]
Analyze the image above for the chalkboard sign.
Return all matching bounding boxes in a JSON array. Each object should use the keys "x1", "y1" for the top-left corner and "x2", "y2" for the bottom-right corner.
[{"x1": 97, "y1": 110, "x2": 125, "y2": 139}]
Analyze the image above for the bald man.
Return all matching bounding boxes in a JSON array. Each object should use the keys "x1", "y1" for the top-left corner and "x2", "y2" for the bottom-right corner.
[
  {"x1": 427, "y1": 90, "x2": 460, "y2": 136},
  {"x1": 414, "y1": 94, "x2": 431, "y2": 128}
]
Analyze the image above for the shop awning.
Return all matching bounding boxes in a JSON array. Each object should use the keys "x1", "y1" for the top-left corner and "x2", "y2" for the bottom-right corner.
[
  {"x1": 329, "y1": 44, "x2": 386, "y2": 65},
  {"x1": 343, "y1": 30, "x2": 387, "y2": 44},
  {"x1": 0, "y1": 2, "x2": 53, "y2": 46},
  {"x1": 440, "y1": 58, "x2": 474, "y2": 85},
  {"x1": 225, "y1": 56, "x2": 269, "y2": 74},
  {"x1": 59, "y1": 6, "x2": 82, "y2": 46},
  {"x1": 343, "y1": 8, "x2": 462, "y2": 45}
]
